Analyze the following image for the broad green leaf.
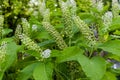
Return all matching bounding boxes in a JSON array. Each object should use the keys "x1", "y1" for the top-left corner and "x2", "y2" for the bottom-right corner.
[
  {"x1": 102, "y1": 72, "x2": 117, "y2": 80},
  {"x1": 0, "y1": 42, "x2": 19, "y2": 80},
  {"x1": 33, "y1": 62, "x2": 53, "y2": 80},
  {"x1": 3, "y1": 29, "x2": 13, "y2": 36},
  {"x1": 98, "y1": 40, "x2": 120, "y2": 57},
  {"x1": 56, "y1": 46, "x2": 106, "y2": 80},
  {"x1": 5, "y1": 42, "x2": 19, "y2": 69},
  {"x1": 0, "y1": 38, "x2": 13, "y2": 44},
  {"x1": 77, "y1": 55, "x2": 106, "y2": 80},
  {"x1": 0, "y1": 72, "x2": 4, "y2": 80},
  {"x1": 16, "y1": 63, "x2": 38, "y2": 80},
  {"x1": 51, "y1": 50, "x2": 61, "y2": 57},
  {"x1": 56, "y1": 46, "x2": 84, "y2": 63}
]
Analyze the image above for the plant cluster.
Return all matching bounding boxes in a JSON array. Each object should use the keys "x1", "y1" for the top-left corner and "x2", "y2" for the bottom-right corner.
[{"x1": 1, "y1": 0, "x2": 120, "y2": 80}]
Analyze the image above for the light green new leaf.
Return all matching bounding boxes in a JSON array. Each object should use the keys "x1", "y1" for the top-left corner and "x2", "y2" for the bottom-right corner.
[
  {"x1": 33, "y1": 62, "x2": 53, "y2": 80},
  {"x1": 77, "y1": 55, "x2": 106, "y2": 80},
  {"x1": 98, "y1": 40, "x2": 120, "y2": 57},
  {"x1": 56, "y1": 46, "x2": 84, "y2": 63},
  {"x1": 16, "y1": 63, "x2": 38, "y2": 80}
]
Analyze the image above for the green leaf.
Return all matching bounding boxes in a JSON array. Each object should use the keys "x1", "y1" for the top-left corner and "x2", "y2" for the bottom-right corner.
[
  {"x1": 33, "y1": 62, "x2": 53, "y2": 80},
  {"x1": 98, "y1": 40, "x2": 120, "y2": 57},
  {"x1": 79, "y1": 13, "x2": 96, "y2": 24},
  {"x1": 24, "y1": 50, "x2": 40, "y2": 58},
  {"x1": 0, "y1": 38, "x2": 13, "y2": 43},
  {"x1": 3, "y1": 28, "x2": 13, "y2": 36},
  {"x1": 77, "y1": 55, "x2": 106, "y2": 80},
  {"x1": 0, "y1": 72, "x2": 4, "y2": 80},
  {"x1": 51, "y1": 50, "x2": 61, "y2": 57},
  {"x1": 38, "y1": 40, "x2": 55, "y2": 47},
  {"x1": 109, "y1": 17, "x2": 120, "y2": 31},
  {"x1": 36, "y1": 31, "x2": 52, "y2": 40},
  {"x1": 16, "y1": 63, "x2": 38, "y2": 80},
  {"x1": 5, "y1": 42, "x2": 19, "y2": 69},
  {"x1": 102, "y1": 72, "x2": 117, "y2": 80},
  {"x1": 0, "y1": 42, "x2": 19, "y2": 79},
  {"x1": 56, "y1": 46, "x2": 84, "y2": 63},
  {"x1": 56, "y1": 46, "x2": 106, "y2": 80}
]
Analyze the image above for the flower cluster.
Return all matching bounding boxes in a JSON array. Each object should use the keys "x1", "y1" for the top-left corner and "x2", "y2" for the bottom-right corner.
[
  {"x1": 0, "y1": 41, "x2": 7, "y2": 66},
  {"x1": 42, "y1": 22, "x2": 68, "y2": 49},
  {"x1": 96, "y1": 0, "x2": 103, "y2": 12},
  {"x1": 91, "y1": 0, "x2": 103, "y2": 12},
  {"x1": 28, "y1": 0, "x2": 39, "y2": 7},
  {"x1": 15, "y1": 24, "x2": 22, "y2": 43},
  {"x1": 19, "y1": 34, "x2": 42, "y2": 53},
  {"x1": 32, "y1": 24, "x2": 38, "y2": 31},
  {"x1": 102, "y1": 11, "x2": 113, "y2": 33},
  {"x1": 41, "y1": 49, "x2": 51, "y2": 58},
  {"x1": 0, "y1": 15, "x2": 4, "y2": 39},
  {"x1": 38, "y1": 1, "x2": 50, "y2": 22},
  {"x1": 73, "y1": 16, "x2": 96, "y2": 47},
  {"x1": 59, "y1": 0, "x2": 75, "y2": 38},
  {"x1": 21, "y1": 18, "x2": 30, "y2": 36},
  {"x1": 112, "y1": 0, "x2": 120, "y2": 18}
]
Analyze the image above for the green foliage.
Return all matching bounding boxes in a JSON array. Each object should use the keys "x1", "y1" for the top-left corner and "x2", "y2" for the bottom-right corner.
[
  {"x1": 98, "y1": 40, "x2": 120, "y2": 57},
  {"x1": 1, "y1": 0, "x2": 120, "y2": 80},
  {"x1": 33, "y1": 62, "x2": 53, "y2": 80},
  {"x1": 16, "y1": 63, "x2": 38, "y2": 80},
  {"x1": 77, "y1": 56, "x2": 106, "y2": 80}
]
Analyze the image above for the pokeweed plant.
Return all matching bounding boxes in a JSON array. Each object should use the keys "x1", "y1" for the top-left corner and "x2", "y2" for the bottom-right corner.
[{"x1": 0, "y1": 0, "x2": 120, "y2": 80}]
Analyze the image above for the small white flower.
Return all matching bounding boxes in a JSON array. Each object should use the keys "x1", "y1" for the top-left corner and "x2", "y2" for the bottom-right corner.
[
  {"x1": 14, "y1": 16, "x2": 17, "y2": 19},
  {"x1": 97, "y1": 1, "x2": 103, "y2": 12},
  {"x1": 69, "y1": 0, "x2": 76, "y2": 7},
  {"x1": 112, "y1": 64, "x2": 117, "y2": 69},
  {"x1": 0, "y1": 15, "x2": 4, "y2": 25},
  {"x1": 54, "y1": 4, "x2": 58, "y2": 7},
  {"x1": 21, "y1": 18, "x2": 27, "y2": 22},
  {"x1": 54, "y1": 9, "x2": 57, "y2": 11},
  {"x1": 28, "y1": 8, "x2": 34, "y2": 12},
  {"x1": 32, "y1": 11, "x2": 38, "y2": 16},
  {"x1": 29, "y1": 0, "x2": 39, "y2": 7},
  {"x1": 41, "y1": 49, "x2": 51, "y2": 58},
  {"x1": 112, "y1": 63, "x2": 120, "y2": 69},
  {"x1": 32, "y1": 24, "x2": 37, "y2": 31}
]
